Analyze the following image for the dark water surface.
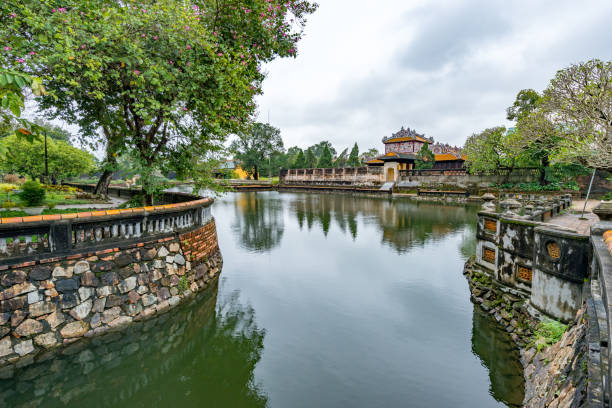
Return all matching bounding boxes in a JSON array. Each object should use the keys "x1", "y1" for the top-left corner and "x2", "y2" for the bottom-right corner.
[{"x1": 1, "y1": 191, "x2": 524, "y2": 407}]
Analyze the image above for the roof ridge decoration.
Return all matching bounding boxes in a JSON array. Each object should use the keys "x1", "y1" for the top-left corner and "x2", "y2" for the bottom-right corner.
[{"x1": 382, "y1": 126, "x2": 434, "y2": 144}]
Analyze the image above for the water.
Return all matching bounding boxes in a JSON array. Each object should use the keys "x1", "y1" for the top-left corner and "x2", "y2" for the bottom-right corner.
[{"x1": 0, "y1": 191, "x2": 524, "y2": 407}]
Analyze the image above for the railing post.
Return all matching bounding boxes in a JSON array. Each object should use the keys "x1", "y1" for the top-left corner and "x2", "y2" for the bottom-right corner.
[{"x1": 50, "y1": 221, "x2": 72, "y2": 252}]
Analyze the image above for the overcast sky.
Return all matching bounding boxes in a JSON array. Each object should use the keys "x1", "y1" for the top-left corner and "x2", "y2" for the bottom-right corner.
[{"x1": 255, "y1": 0, "x2": 612, "y2": 153}]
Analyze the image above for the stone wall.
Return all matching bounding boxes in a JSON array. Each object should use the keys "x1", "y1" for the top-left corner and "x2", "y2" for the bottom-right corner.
[
  {"x1": 0, "y1": 220, "x2": 221, "y2": 372},
  {"x1": 0, "y1": 190, "x2": 222, "y2": 372},
  {"x1": 0, "y1": 278, "x2": 220, "y2": 406}
]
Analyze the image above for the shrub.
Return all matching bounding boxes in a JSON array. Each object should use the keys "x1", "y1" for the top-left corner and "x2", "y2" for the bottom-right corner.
[
  {"x1": 19, "y1": 181, "x2": 46, "y2": 206},
  {"x1": 603, "y1": 192, "x2": 612, "y2": 201},
  {"x1": 1, "y1": 200, "x2": 16, "y2": 209}
]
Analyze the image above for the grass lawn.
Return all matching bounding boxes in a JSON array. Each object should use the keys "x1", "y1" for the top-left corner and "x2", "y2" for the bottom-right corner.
[{"x1": 1, "y1": 191, "x2": 109, "y2": 208}]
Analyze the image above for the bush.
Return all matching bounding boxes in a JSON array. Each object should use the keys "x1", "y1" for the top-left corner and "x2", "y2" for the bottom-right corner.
[
  {"x1": 1, "y1": 200, "x2": 16, "y2": 209},
  {"x1": 19, "y1": 181, "x2": 46, "y2": 206},
  {"x1": 603, "y1": 192, "x2": 612, "y2": 201}
]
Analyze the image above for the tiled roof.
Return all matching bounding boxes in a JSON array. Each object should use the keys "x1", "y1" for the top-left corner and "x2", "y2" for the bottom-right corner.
[
  {"x1": 382, "y1": 127, "x2": 433, "y2": 144},
  {"x1": 435, "y1": 153, "x2": 464, "y2": 162}
]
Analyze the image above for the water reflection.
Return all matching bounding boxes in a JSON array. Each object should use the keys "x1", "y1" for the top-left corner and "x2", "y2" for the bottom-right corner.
[
  {"x1": 0, "y1": 278, "x2": 267, "y2": 408},
  {"x1": 231, "y1": 193, "x2": 284, "y2": 253},
  {"x1": 472, "y1": 307, "x2": 525, "y2": 407},
  {"x1": 290, "y1": 193, "x2": 477, "y2": 253}
]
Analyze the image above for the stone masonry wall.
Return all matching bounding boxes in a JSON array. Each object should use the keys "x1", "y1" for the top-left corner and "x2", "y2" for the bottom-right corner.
[{"x1": 0, "y1": 220, "x2": 221, "y2": 372}]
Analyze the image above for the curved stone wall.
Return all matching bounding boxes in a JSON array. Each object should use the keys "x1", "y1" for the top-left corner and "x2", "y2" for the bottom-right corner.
[{"x1": 0, "y1": 191, "x2": 221, "y2": 372}]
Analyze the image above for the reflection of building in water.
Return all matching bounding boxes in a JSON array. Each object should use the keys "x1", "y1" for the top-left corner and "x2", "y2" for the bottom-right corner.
[
  {"x1": 290, "y1": 193, "x2": 477, "y2": 253},
  {"x1": 0, "y1": 278, "x2": 267, "y2": 408},
  {"x1": 471, "y1": 308, "x2": 525, "y2": 407},
  {"x1": 232, "y1": 192, "x2": 284, "y2": 252}
]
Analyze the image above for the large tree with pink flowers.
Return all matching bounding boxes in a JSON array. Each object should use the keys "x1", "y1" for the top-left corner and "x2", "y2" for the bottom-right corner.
[{"x1": 0, "y1": 0, "x2": 317, "y2": 202}]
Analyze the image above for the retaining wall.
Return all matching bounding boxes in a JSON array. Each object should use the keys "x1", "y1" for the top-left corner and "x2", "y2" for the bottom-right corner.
[
  {"x1": 0, "y1": 190, "x2": 221, "y2": 372},
  {"x1": 474, "y1": 195, "x2": 591, "y2": 322}
]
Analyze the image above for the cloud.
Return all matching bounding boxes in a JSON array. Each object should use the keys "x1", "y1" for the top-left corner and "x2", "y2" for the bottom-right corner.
[{"x1": 256, "y1": 0, "x2": 612, "y2": 151}]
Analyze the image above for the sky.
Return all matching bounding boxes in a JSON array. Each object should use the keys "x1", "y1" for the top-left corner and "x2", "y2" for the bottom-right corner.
[{"x1": 254, "y1": 0, "x2": 612, "y2": 153}]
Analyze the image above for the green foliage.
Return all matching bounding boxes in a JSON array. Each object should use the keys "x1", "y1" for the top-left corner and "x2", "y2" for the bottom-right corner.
[
  {"x1": 464, "y1": 126, "x2": 517, "y2": 174},
  {"x1": 178, "y1": 276, "x2": 189, "y2": 293},
  {"x1": 305, "y1": 148, "x2": 317, "y2": 168},
  {"x1": 530, "y1": 320, "x2": 567, "y2": 351},
  {"x1": 415, "y1": 143, "x2": 435, "y2": 170},
  {"x1": 230, "y1": 123, "x2": 284, "y2": 180},
  {"x1": 2, "y1": 0, "x2": 317, "y2": 197},
  {"x1": 603, "y1": 192, "x2": 612, "y2": 201},
  {"x1": 334, "y1": 147, "x2": 348, "y2": 167},
  {"x1": 0, "y1": 133, "x2": 96, "y2": 181},
  {"x1": 317, "y1": 144, "x2": 333, "y2": 168},
  {"x1": 19, "y1": 181, "x2": 46, "y2": 206},
  {"x1": 506, "y1": 89, "x2": 541, "y2": 121},
  {"x1": 309, "y1": 141, "x2": 336, "y2": 159},
  {"x1": 348, "y1": 143, "x2": 360, "y2": 167},
  {"x1": 495, "y1": 181, "x2": 579, "y2": 191},
  {"x1": 292, "y1": 149, "x2": 306, "y2": 168}
]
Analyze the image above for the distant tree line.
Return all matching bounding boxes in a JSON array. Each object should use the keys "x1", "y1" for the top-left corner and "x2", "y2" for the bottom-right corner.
[{"x1": 229, "y1": 123, "x2": 381, "y2": 179}]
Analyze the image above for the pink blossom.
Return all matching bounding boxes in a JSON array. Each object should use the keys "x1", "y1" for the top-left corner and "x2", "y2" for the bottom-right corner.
[
  {"x1": 10, "y1": 13, "x2": 16, "y2": 18},
  {"x1": 17, "y1": 58, "x2": 25, "y2": 63},
  {"x1": 133, "y1": 70, "x2": 140, "y2": 75},
  {"x1": 81, "y1": 44, "x2": 86, "y2": 49},
  {"x1": 187, "y1": 61, "x2": 191, "y2": 66},
  {"x1": 141, "y1": 33, "x2": 146, "y2": 38},
  {"x1": 4, "y1": 46, "x2": 12, "y2": 51},
  {"x1": 217, "y1": 52, "x2": 223, "y2": 56},
  {"x1": 185, "y1": 25, "x2": 190, "y2": 30},
  {"x1": 186, "y1": 45, "x2": 191, "y2": 50},
  {"x1": 51, "y1": 8, "x2": 56, "y2": 12},
  {"x1": 153, "y1": 35, "x2": 158, "y2": 40},
  {"x1": 183, "y1": 107, "x2": 188, "y2": 111},
  {"x1": 29, "y1": 51, "x2": 36, "y2": 55}
]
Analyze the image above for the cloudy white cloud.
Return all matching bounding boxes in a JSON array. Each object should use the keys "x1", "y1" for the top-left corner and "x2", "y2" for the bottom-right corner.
[{"x1": 255, "y1": 0, "x2": 612, "y2": 153}]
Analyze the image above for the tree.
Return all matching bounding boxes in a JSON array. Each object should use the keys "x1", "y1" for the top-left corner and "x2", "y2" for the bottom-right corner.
[
  {"x1": 334, "y1": 147, "x2": 348, "y2": 167},
  {"x1": 537, "y1": 59, "x2": 612, "y2": 171},
  {"x1": 0, "y1": 133, "x2": 95, "y2": 181},
  {"x1": 292, "y1": 149, "x2": 306, "y2": 169},
  {"x1": 230, "y1": 123, "x2": 283, "y2": 180},
  {"x1": 506, "y1": 89, "x2": 541, "y2": 121},
  {"x1": 309, "y1": 141, "x2": 336, "y2": 159},
  {"x1": 32, "y1": 119, "x2": 73, "y2": 143},
  {"x1": 347, "y1": 143, "x2": 360, "y2": 167},
  {"x1": 305, "y1": 148, "x2": 317, "y2": 168},
  {"x1": 2, "y1": 0, "x2": 317, "y2": 202},
  {"x1": 505, "y1": 89, "x2": 558, "y2": 185},
  {"x1": 317, "y1": 144, "x2": 333, "y2": 168},
  {"x1": 360, "y1": 148, "x2": 379, "y2": 163},
  {"x1": 414, "y1": 143, "x2": 434, "y2": 169},
  {"x1": 463, "y1": 126, "x2": 517, "y2": 174}
]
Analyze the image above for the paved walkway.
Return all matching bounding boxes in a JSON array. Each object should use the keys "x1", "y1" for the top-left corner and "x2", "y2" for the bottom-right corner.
[
  {"x1": 570, "y1": 199, "x2": 601, "y2": 213},
  {"x1": 54, "y1": 196, "x2": 126, "y2": 210},
  {"x1": 546, "y1": 211, "x2": 600, "y2": 235}
]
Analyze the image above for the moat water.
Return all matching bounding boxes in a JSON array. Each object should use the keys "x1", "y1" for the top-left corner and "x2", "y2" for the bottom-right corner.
[{"x1": 1, "y1": 191, "x2": 524, "y2": 407}]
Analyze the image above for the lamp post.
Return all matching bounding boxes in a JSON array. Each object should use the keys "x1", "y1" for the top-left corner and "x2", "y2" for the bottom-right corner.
[{"x1": 44, "y1": 130, "x2": 49, "y2": 184}]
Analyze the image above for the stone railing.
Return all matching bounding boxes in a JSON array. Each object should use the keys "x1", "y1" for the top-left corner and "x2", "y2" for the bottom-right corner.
[
  {"x1": 0, "y1": 187, "x2": 222, "y2": 371},
  {"x1": 589, "y1": 222, "x2": 612, "y2": 405},
  {"x1": 474, "y1": 194, "x2": 591, "y2": 322},
  {"x1": 280, "y1": 167, "x2": 384, "y2": 186}
]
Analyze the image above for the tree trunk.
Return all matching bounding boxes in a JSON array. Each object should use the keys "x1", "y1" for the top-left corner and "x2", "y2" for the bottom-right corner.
[
  {"x1": 501, "y1": 163, "x2": 515, "y2": 184},
  {"x1": 253, "y1": 166, "x2": 259, "y2": 180},
  {"x1": 539, "y1": 156, "x2": 550, "y2": 186},
  {"x1": 94, "y1": 170, "x2": 113, "y2": 196}
]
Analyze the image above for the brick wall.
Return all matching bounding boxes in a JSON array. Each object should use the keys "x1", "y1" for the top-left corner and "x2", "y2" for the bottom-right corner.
[{"x1": 179, "y1": 220, "x2": 219, "y2": 268}]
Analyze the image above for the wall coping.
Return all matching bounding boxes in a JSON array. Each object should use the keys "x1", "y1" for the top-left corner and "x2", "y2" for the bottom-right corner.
[{"x1": 0, "y1": 186, "x2": 212, "y2": 226}]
